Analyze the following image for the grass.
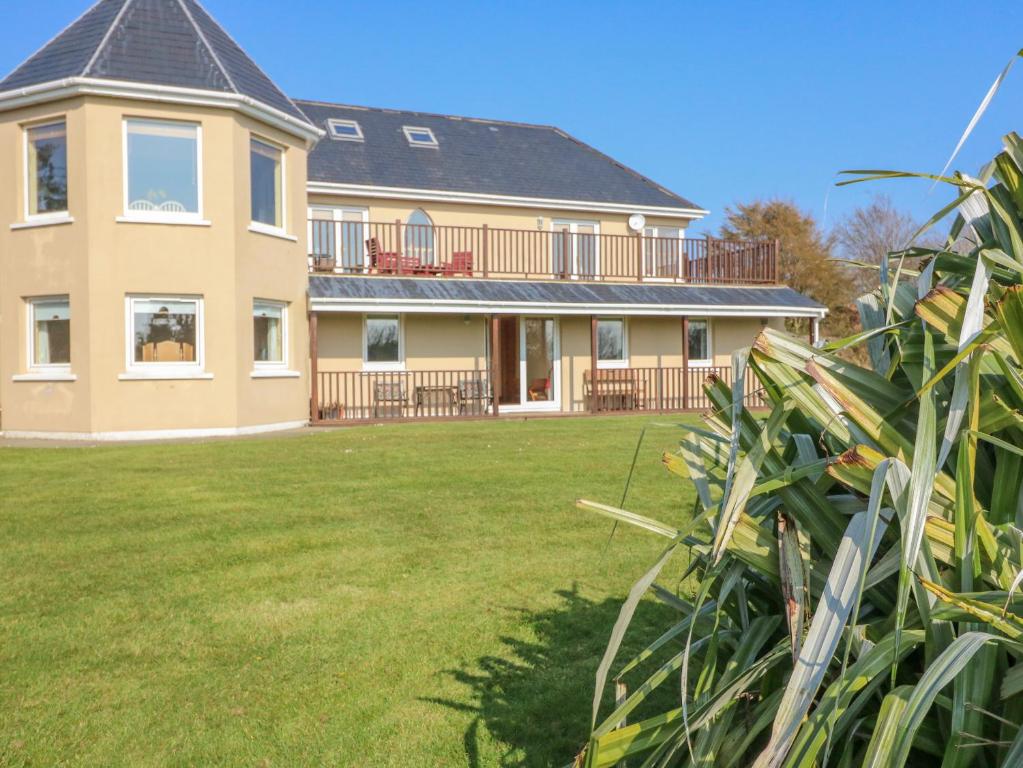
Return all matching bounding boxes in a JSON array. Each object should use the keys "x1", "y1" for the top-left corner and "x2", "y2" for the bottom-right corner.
[{"x1": 0, "y1": 415, "x2": 699, "y2": 767}]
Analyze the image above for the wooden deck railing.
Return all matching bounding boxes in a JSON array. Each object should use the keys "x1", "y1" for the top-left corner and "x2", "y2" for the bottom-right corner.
[
  {"x1": 313, "y1": 366, "x2": 764, "y2": 423},
  {"x1": 315, "y1": 369, "x2": 494, "y2": 422},
  {"x1": 308, "y1": 219, "x2": 778, "y2": 285},
  {"x1": 586, "y1": 366, "x2": 765, "y2": 413}
]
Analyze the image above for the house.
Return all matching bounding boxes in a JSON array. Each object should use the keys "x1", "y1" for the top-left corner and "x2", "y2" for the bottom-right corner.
[{"x1": 0, "y1": 0, "x2": 825, "y2": 440}]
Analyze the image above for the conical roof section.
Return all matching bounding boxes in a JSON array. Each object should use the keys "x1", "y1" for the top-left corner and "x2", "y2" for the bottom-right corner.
[{"x1": 0, "y1": 0, "x2": 310, "y2": 125}]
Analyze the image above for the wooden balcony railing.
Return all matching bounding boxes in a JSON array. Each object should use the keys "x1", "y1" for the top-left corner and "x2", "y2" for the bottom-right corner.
[
  {"x1": 586, "y1": 366, "x2": 765, "y2": 413},
  {"x1": 308, "y1": 219, "x2": 778, "y2": 285},
  {"x1": 312, "y1": 366, "x2": 764, "y2": 423},
  {"x1": 315, "y1": 369, "x2": 494, "y2": 422}
]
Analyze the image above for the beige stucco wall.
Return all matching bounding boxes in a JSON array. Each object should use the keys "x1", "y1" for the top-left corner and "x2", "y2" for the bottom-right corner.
[{"x1": 0, "y1": 95, "x2": 310, "y2": 436}]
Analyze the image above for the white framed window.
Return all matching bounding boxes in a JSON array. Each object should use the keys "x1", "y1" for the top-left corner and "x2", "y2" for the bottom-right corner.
[
  {"x1": 687, "y1": 318, "x2": 712, "y2": 366},
  {"x1": 27, "y1": 296, "x2": 70, "y2": 370},
  {"x1": 327, "y1": 119, "x2": 363, "y2": 141},
  {"x1": 250, "y1": 137, "x2": 285, "y2": 231},
  {"x1": 124, "y1": 295, "x2": 205, "y2": 376},
  {"x1": 24, "y1": 120, "x2": 68, "y2": 220},
  {"x1": 403, "y1": 126, "x2": 438, "y2": 148},
  {"x1": 363, "y1": 314, "x2": 404, "y2": 370},
  {"x1": 253, "y1": 300, "x2": 287, "y2": 367},
  {"x1": 122, "y1": 119, "x2": 203, "y2": 223},
  {"x1": 596, "y1": 318, "x2": 628, "y2": 368}
]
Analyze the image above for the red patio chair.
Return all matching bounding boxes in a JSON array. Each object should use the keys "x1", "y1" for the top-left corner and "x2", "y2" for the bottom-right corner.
[{"x1": 366, "y1": 237, "x2": 402, "y2": 274}]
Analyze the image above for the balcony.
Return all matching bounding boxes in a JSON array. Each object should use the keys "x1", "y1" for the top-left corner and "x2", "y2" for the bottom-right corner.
[{"x1": 308, "y1": 219, "x2": 778, "y2": 285}]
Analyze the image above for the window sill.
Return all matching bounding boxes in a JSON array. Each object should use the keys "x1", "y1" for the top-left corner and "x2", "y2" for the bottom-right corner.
[
  {"x1": 688, "y1": 361, "x2": 713, "y2": 368},
  {"x1": 118, "y1": 371, "x2": 214, "y2": 381},
  {"x1": 116, "y1": 215, "x2": 211, "y2": 227},
  {"x1": 596, "y1": 361, "x2": 629, "y2": 370},
  {"x1": 12, "y1": 371, "x2": 77, "y2": 382},
  {"x1": 248, "y1": 223, "x2": 297, "y2": 242},
  {"x1": 11, "y1": 214, "x2": 74, "y2": 230},
  {"x1": 362, "y1": 365, "x2": 406, "y2": 373},
  {"x1": 251, "y1": 369, "x2": 301, "y2": 379}
]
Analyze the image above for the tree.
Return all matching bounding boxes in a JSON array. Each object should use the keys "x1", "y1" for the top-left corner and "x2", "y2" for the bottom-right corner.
[
  {"x1": 718, "y1": 199, "x2": 855, "y2": 340},
  {"x1": 833, "y1": 193, "x2": 920, "y2": 294}
]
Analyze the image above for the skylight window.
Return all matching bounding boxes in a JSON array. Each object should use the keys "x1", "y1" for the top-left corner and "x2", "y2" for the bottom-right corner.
[
  {"x1": 403, "y1": 126, "x2": 438, "y2": 148},
  {"x1": 327, "y1": 119, "x2": 363, "y2": 142}
]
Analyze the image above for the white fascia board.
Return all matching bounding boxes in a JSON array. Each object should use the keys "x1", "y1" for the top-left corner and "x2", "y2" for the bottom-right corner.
[
  {"x1": 310, "y1": 297, "x2": 828, "y2": 319},
  {"x1": 306, "y1": 181, "x2": 709, "y2": 220},
  {"x1": 0, "y1": 77, "x2": 325, "y2": 146}
]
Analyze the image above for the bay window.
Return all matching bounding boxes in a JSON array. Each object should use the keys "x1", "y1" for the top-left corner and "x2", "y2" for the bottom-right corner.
[
  {"x1": 126, "y1": 296, "x2": 203, "y2": 374},
  {"x1": 250, "y1": 138, "x2": 283, "y2": 229},
  {"x1": 29, "y1": 297, "x2": 70, "y2": 368},
  {"x1": 26, "y1": 121, "x2": 68, "y2": 218},
  {"x1": 253, "y1": 301, "x2": 286, "y2": 366},
  {"x1": 124, "y1": 119, "x2": 201, "y2": 220}
]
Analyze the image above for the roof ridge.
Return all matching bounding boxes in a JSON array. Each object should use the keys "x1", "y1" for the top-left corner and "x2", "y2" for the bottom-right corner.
[
  {"x1": 1, "y1": 0, "x2": 108, "y2": 84},
  {"x1": 174, "y1": 0, "x2": 236, "y2": 91},
  {"x1": 551, "y1": 126, "x2": 702, "y2": 211},
  {"x1": 182, "y1": 0, "x2": 307, "y2": 122},
  {"x1": 293, "y1": 98, "x2": 558, "y2": 131},
  {"x1": 83, "y1": 0, "x2": 134, "y2": 77}
]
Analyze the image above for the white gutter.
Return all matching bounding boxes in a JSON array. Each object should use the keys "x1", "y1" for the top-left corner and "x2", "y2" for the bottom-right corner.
[
  {"x1": 306, "y1": 181, "x2": 709, "y2": 220},
  {"x1": 309, "y1": 296, "x2": 828, "y2": 319},
  {"x1": 0, "y1": 77, "x2": 325, "y2": 146}
]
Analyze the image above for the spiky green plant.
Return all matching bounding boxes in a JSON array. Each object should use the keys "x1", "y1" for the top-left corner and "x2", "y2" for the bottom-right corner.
[{"x1": 575, "y1": 134, "x2": 1023, "y2": 767}]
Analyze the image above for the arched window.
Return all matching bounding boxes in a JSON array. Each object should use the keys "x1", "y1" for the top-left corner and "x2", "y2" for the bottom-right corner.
[{"x1": 405, "y1": 208, "x2": 435, "y2": 265}]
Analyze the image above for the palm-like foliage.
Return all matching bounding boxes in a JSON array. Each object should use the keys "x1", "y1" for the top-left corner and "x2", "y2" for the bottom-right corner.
[{"x1": 576, "y1": 134, "x2": 1023, "y2": 768}]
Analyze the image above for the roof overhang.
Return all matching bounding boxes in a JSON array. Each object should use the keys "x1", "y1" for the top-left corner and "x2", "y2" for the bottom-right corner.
[
  {"x1": 306, "y1": 181, "x2": 710, "y2": 220},
  {"x1": 309, "y1": 296, "x2": 828, "y2": 319},
  {"x1": 0, "y1": 77, "x2": 325, "y2": 146}
]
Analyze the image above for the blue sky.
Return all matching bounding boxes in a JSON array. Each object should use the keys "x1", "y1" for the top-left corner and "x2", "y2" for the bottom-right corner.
[{"x1": 3, "y1": 0, "x2": 1022, "y2": 235}]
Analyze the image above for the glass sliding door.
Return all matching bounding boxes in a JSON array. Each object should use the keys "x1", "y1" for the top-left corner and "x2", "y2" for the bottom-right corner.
[
  {"x1": 552, "y1": 220, "x2": 599, "y2": 279},
  {"x1": 496, "y1": 316, "x2": 561, "y2": 411},
  {"x1": 309, "y1": 207, "x2": 367, "y2": 272},
  {"x1": 643, "y1": 225, "x2": 682, "y2": 278},
  {"x1": 523, "y1": 317, "x2": 555, "y2": 403}
]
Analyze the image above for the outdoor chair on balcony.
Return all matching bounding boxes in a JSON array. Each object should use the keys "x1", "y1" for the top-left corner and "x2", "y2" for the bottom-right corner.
[
  {"x1": 440, "y1": 251, "x2": 474, "y2": 277},
  {"x1": 372, "y1": 381, "x2": 408, "y2": 418},
  {"x1": 456, "y1": 378, "x2": 491, "y2": 415},
  {"x1": 366, "y1": 237, "x2": 422, "y2": 274}
]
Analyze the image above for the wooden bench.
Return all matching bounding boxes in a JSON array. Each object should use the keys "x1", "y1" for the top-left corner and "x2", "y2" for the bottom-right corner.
[{"x1": 583, "y1": 369, "x2": 645, "y2": 411}]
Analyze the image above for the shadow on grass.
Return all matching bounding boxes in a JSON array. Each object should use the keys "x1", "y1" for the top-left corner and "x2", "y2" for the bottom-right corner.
[{"x1": 427, "y1": 586, "x2": 677, "y2": 768}]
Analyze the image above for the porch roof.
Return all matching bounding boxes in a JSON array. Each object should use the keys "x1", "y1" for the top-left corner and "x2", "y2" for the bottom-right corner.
[{"x1": 308, "y1": 276, "x2": 827, "y2": 318}]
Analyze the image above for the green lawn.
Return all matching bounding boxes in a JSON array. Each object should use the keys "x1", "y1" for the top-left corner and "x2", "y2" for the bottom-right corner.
[{"x1": 0, "y1": 415, "x2": 699, "y2": 767}]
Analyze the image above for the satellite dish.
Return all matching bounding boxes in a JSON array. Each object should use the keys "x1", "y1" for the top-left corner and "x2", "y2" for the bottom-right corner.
[{"x1": 628, "y1": 213, "x2": 646, "y2": 232}]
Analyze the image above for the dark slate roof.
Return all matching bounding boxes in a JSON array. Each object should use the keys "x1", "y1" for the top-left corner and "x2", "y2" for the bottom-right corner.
[
  {"x1": 309, "y1": 276, "x2": 824, "y2": 312},
  {"x1": 0, "y1": 0, "x2": 310, "y2": 124},
  {"x1": 297, "y1": 100, "x2": 703, "y2": 211}
]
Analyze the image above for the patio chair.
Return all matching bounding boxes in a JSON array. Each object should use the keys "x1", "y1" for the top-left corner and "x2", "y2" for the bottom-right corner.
[
  {"x1": 457, "y1": 378, "x2": 491, "y2": 415},
  {"x1": 366, "y1": 237, "x2": 402, "y2": 274},
  {"x1": 372, "y1": 381, "x2": 407, "y2": 418},
  {"x1": 440, "y1": 251, "x2": 474, "y2": 277}
]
